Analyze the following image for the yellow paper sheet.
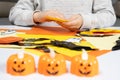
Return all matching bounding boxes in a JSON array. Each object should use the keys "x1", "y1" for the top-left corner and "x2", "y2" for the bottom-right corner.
[{"x1": 82, "y1": 34, "x2": 120, "y2": 50}]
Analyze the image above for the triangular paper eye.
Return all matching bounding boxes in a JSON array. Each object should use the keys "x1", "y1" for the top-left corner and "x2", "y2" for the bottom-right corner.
[
  {"x1": 7, "y1": 51, "x2": 36, "y2": 76},
  {"x1": 70, "y1": 49, "x2": 99, "y2": 77},
  {"x1": 38, "y1": 48, "x2": 67, "y2": 76}
]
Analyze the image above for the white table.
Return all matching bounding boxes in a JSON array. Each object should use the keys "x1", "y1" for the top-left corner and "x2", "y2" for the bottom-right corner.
[{"x1": 0, "y1": 48, "x2": 120, "y2": 80}]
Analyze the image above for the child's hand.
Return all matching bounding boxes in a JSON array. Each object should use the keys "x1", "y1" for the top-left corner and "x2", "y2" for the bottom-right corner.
[
  {"x1": 57, "y1": 14, "x2": 83, "y2": 31},
  {"x1": 33, "y1": 10, "x2": 66, "y2": 23}
]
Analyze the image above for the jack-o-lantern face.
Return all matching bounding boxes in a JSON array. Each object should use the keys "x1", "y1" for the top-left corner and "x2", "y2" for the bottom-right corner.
[
  {"x1": 70, "y1": 49, "x2": 98, "y2": 77},
  {"x1": 78, "y1": 62, "x2": 92, "y2": 75},
  {"x1": 46, "y1": 60, "x2": 60, "y2": 75},
  {"x1": 38, "y1": 53, "x2": 67, "y2": 76},
  {"x1": 7, "y1": 53, "x2": 36, "y2": 76},
  {"x1": 12, "y1": 60, "x2": 25, "y2": 73}
]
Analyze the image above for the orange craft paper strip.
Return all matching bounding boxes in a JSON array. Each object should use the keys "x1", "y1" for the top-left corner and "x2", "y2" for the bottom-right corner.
[
  {"x1": 0, "y1": 36, "x2": 23, "y2": 44},
  {"x1": 46, "y1": 16, "x2": 68, "y2": 22}
]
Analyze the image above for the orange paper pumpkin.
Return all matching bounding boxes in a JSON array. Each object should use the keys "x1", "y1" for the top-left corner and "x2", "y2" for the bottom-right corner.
[
  {"x1": 70, "y1": 49, "x2": 98, "y2": 77},
  {"x1": 38, "y1": 49, "x2": 67, "y2": 76},
  {"x1": 7, "y1": 52, "x2": 36, "y2": 76}
]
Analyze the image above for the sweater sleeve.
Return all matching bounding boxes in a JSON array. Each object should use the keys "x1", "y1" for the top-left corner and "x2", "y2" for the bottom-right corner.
[
  {"x1": 9, "y1": 0, "x2": 38, "y2": 26},
  {"x1": 80, "y1": 0, "x2": 116, "y2": 30}
]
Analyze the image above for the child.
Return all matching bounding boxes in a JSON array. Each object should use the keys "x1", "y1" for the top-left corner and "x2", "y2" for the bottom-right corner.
[{"x1": 9, "y1": 0, "x2": 116, "y2": 31}]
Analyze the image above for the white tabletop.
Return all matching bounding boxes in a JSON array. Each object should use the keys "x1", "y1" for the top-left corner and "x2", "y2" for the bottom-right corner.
[{"x1": 0, "y1": 48, "x2": 120, "y2": 80}]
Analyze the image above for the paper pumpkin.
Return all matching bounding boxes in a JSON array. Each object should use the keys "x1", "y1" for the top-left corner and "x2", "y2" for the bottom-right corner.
[
  {"x1": 70, "y1": 49, "x2": 99, "y2": 77},
  {"x1": 7, "y1": 51, "x2": 36, "y2": 76},
  {"x1": 38, "y1": 48, "x2": 67, "y2": 76}
]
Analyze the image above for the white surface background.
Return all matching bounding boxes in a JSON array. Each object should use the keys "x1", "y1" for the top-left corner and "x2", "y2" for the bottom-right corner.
[
  {"x1": 0, "y1": 48, "x2": 120, "y2": 80},
  {"x1": 0, "y1": 25, "x2": 31, "y2": 30}
]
